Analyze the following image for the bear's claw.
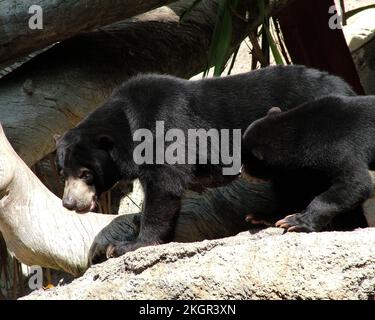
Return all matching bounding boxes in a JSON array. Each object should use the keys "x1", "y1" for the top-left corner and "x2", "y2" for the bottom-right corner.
[
  {"x1": 275, "y1": 214, "x2": 313, "y2": 232},
  {"x1": 245, "y1": 214, "x2": 272, "y2": 226},
  {"x1": 106, "y1": 240, "x2": 157, "y2": 259}
]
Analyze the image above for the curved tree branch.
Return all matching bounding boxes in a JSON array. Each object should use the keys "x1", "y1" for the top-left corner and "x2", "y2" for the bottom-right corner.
[
  {"x1": 0, "y1": 124, "x2": 116, "y2": 275},
  {"x1": 0, "y1": 0, "x2": 176, "y2": 64}
]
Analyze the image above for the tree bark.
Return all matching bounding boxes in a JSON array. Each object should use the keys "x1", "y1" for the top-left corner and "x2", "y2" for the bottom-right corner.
[
  {"x1": 0, "y1": 0, "x2": 254, "y2": 166},
  {"x1": 0, "y1": 0, "x2": 176, "y2": 64},
  {"x1": 277, "y1": 0, "x2": 365, "y2": 94}
]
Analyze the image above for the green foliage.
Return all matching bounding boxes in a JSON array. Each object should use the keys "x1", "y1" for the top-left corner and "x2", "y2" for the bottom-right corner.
[
  {"x1": 257, "y1": 0, "x2": 284, "y2": 65},
  {"x1": 180, "y1": 0, "x2": 241, "y2": 77},
  {"x1": 208, "y1": 0, "x2": 240, "y2": 76},
  {"x1": 227, "y1": 45, "x2": 240, "y2": 75},
  {"x1": 181, "y1": 0, "x2": 286, "y2": 76}
]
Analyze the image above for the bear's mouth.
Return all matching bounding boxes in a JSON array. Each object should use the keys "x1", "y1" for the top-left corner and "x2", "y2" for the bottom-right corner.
[
  {"x1": 63, "y1": 176, "x2": 98, "y2": 213},
  {"x1": 75, "y1": 196, "x2": 98, "y2": 213},
  {"x1": 89, "y1": 198, "x2": 97, "y2": 211}
]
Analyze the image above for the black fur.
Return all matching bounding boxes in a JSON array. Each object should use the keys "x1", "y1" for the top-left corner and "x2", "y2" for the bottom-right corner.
[
  {"x1": 243, "y1": 95, "x2": 375, "y2": 232},
  {"x1": 56, "y1": 65, "x2": 354, "y2": 257}
]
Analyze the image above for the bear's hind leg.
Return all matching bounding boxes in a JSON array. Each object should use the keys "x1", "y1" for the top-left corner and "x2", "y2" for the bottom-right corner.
[{"x1": 275, "y1": 165, "x2": 373, "y2": 232}]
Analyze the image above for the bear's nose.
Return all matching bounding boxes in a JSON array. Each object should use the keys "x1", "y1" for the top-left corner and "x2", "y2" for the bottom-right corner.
[{"x1": 62, "y1": 197, "x2": 77, "y2": 210}]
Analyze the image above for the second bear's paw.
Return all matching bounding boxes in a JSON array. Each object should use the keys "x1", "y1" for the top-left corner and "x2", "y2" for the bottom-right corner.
[
  {"x1": 106, "y1": 240, "x2": 159, "y2": 259},
  {"x1": 275, "y1": 214, "x2": 315, "y2": 233},
  {"x1": 245, "y1": 213, "x2": 273, "y2": 226},
  {"x1": 106, "y1": 241, "x2": 141, "y2": 258}
]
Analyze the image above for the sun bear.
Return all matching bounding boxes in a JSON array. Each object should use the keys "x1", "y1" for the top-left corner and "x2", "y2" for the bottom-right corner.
[
  {"x1": 243, "y1": 95, "x2": 375, "y2": 232},
  {"x1": 55, "y1": 65, "x2": 354, "y2": 258}
]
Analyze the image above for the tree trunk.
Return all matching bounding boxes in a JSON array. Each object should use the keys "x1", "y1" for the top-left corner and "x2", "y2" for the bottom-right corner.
[
  {"x1": 0, "y1": 0, "x2": 176, "y2": 64},
  {"x1": 277, "y1": 0, "x2": 365, "y2": 94}
]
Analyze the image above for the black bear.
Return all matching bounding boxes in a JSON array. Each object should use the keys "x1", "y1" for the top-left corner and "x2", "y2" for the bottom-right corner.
[
  {"x1": 242, "y1": 95, "x2": 375, "y2": 232},
  {"x1": 55, "y1": 65, "x2": 354, "y2": 258}
]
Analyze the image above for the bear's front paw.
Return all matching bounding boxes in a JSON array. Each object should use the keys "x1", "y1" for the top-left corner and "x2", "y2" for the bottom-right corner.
[
  {"x1": 106, "y1": 240, "x2": 157, "y2": 259},
  {"x1": 275, "y1": 214, "x2": 315, "y2": 232},
  {"x1": 88, "y1": 241, "x2": 108, "y2": 266},
  {"x1": 245, "y1": 213, "x2": 273, "y2": 226}
]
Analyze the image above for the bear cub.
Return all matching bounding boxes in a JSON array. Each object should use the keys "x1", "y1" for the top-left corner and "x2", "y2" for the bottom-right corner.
[{"x1": 243, "y1": 95, "x2": 375, "y2": 232}]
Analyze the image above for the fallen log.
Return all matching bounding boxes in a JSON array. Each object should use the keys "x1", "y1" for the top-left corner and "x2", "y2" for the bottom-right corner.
[{"x1": 0, "y1": 0, "x2": 176, "y2": 64}]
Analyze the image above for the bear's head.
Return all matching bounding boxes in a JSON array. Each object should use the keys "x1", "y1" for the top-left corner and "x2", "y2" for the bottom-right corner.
[
  {"x1": 54, "y1": 129, "x2": 121, "y2": 213},
  {"x1": 242, "y1": 107, "x2": 282, "y2": 180}
]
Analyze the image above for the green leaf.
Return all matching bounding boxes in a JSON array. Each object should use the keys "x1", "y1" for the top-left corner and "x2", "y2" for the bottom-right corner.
[
  {"x1": 227, "y1": 45, "x2": 240, "y2": 75},
  {"x1": 257, "y1": 0, "x2": 266, "y2": 20},
  {"x1": 256, "y1": 0, "x2": 284, "y2": 65},
  {"x1": 213, "y1": 1, "x2": 233, "y2": 75},
  {"x1": 207, "y1": 0, "x2": 240, "y2": 76},
  {"x1": 263, "y1": 23, "x2": 284, "y2": 65}
]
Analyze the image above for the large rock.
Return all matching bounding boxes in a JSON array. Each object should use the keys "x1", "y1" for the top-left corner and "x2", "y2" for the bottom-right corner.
[
  {"x1": 23, "y1": 228, "x2": 375, "y2": 300},
  {"x1": 344, "y1": 8, "x2": 375, "y2": 94}
]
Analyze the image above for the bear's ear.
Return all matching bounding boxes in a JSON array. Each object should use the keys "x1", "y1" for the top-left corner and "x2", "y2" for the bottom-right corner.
[
  {"x1": 267, "y1": 107, "x2": 282, "y2": 116},
  {"x1": 53, "y1": 134, "x2": 61, "y2": 144},
  {"x1": 252, "y1": 147, "x2": 264, "y2": 160},
  {"x1": 97, "y1": 135, "x2": 114, "y2": 150}
]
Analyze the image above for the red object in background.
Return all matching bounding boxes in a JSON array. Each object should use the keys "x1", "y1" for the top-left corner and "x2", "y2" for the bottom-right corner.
[{"x1": 277, "y1": 0, "x2": 365, "y2": 94}]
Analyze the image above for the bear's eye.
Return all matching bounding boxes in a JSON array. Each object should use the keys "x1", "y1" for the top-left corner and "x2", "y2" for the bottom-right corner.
[{"x1": 80, "y1": 170, "x2": 93, "y2": 181}]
